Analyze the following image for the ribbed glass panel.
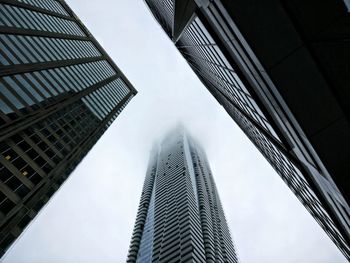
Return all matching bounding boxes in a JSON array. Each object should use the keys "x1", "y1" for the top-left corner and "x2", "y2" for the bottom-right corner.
[
  {"x1": 81, "y1": 78, "x2": 130, "y2": 120},
  {"x1": 0, "y1": 60, "x2": 115, "y2": 116},
  {"x1": 0, "y1": 34, "x2": 100, "y2": 66},
  {"x1": 0, "y1": 4, "x2": 85, "y2": 36},
  {"x1": 16, "y1": 0, "x2": 69, "y2": 16}
]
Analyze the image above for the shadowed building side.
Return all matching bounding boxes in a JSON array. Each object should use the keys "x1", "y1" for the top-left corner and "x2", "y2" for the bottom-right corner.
[
  {"x1": 144, "y1": 0, "x2": 350, "y2": 259},
  {"x1": 0, "y1": 0, "x2": 137, "y2": 256}
]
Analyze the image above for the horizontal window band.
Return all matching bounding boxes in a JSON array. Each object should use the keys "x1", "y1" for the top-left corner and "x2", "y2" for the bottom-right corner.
[
  {"x1": 0, "y1": 0, "x2": 72, "y2": 20},
  {"x1": 0, "y1": 26, "x2": 89, "y2": 41},
  {"x1": 0, "y1": 34, "x2": 101, "y2": 66},
  {"x1": 0, "y1": 4, "x2": 85, "y2": 37},
  {"x1": 0, "y1": 55, "x2": 107, "y2": 77}
]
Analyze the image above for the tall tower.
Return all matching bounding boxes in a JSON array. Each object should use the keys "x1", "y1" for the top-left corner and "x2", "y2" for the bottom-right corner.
[
  {"x1": 0, "y1": 0, "x2": 136, "y2": 256},
  {"x1": 144, "y1": 0, "x2": 350, "y2": 259},
  {"x1": 127, "y1": 128, "x2": 239, "y2": 262}
]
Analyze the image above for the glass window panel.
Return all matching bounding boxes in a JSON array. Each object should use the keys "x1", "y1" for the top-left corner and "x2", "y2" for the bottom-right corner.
[
  {"x1": 104, "y1": 85, "x2": 119, "y2": 104},
  {"x1": 62, "y1": 20, "x2": 79, "y2": 35},
  {"x1": 41, "y1": 38, "x2": 60, "y2": 61},
  {"x1": 15, "y1": 75, "x2": 43, "y2": 102},
  {"x1": 75, "y1": 65, "x2": 93, "y2": 85},
  {"x1": 88, "y1": 42, "x2": 100, "y2": 56},
  {"x1": 0, "y1": 51, "x2": 10, "y2": 65},
  {"x1": 62, "y1": 67, "x2": 83, "y2": 91},
  {"x1": 89, "y1": 93, "x2": 108, "y2": 116},
  {"x1": 94, "y1": 61, "x2": 108, "y2": 79},
  {"x1": 0, "y1": 8, "x2": 6, "y2": 25},
  {"x1": 48, "y1": 69, "x2": 69, "y2": 92},
  {"x1": 0, "y1": 8, "x2": 13, "y2": 27},
  {"x1": 77, "y1": 41, "x2": 91, "y2": 57},
  {"x1": 0, "y1": 99, "x2": 12, "y2": 114},
  {"x1": 4, "y1": 35, "x2": 29, "y2": 64},
  {"x1": 101, "y1": 61, "x2": 114, "y2": 76},
  {"x1": 14, "y1": 5, "x2": 35, "y2": 29},
  {"x1": 71, "y1": 40, "x2": 86, "y2": 58},
  {"x1": 82, "y1": 63, "x2": 99, "y2": 83},
  {"x1": 55, "y1": 68, "x2": 76, "y2": 91},
  {"x1": 2, "y1": 6, "x2": 21, "y2": 28},
  {"x1": 95, "y1": 89, "x2": 112, "y2": 111},
  {"x1": 44, "y1": 1, "x2": 55, "y2": 9},
  {"x1": 37, "y1": 13, "x2": 52, "y2": 32},
  {"x1": 107, "y1": 85, "x2": 121, "y2": 105},
  {"x1": 41, "y1": 71, "x2": 64, "y2": 93},
  {"x1": 69, "y1": 41, "x2": 83, "y2": 58},
  {"x1": 62, "y1": 19, "x2": 75, "y2": 35},
  {"x1": 3, "y1": 76, "x2": 34, "y2": 105},
  {"x1": 53, "y1": 39, "x2": 69, "y2": 60},
  {"x1": 17, "y1": 36, "x2": 41, "y2": 63},
  {"x1": 31, "y1": 36, "x2": 55, "y2": 61},
  {"x1": 11, "y1": 35, "x2": 36, "y2": 63},
  {"x1": 33, "y1": 72, "x2": 58, "y2": 96},
  {"x1": 8, "y1": 6, "x2": 27, "y2": 29},
  {"x1": 68, "y1": 21, "x2": 81, "y2": 35},
  {"x1": 25, "y1": 36, "x2": 48, "y2": 61},
  {"x1": 70, "y1": 66, "x2": 88, "y2": 88},
  {"x1": 25, "y1": 9, "x2": 43, "y2": 31},
  {"x1": 79, "y1": 41, "x2": 92, "y2": 57},
  {"x1": 0, "y1": 36, "x2": 19, "y2": 64},
  {"x1": 51, "y1": 1, "x2": 68, "y2": 16},
  {"x1": 19, "y1": 0, "x2": 69, "y2": 16},
  {"x1": 49, "y1": 38, "x2": 67, "y2": 60},
  {"x1": 63, "y1": 40, "x2": 78, "y2": 59},
  {"x1": 45, "y1": 1, "x2": 59, "y2": 13},
  {"x1": 40, "y1": 37, "x2": 60, "y2": 60},
  {"x1": 58, "y1": 38, "x2": 74, "y2": 59},
  {"x1": 81, "y1": 97, "x2": 103, "y2": 120},
  {"x1": 24, "y1": 73, "x2": 50, "y2": 98},
  {"x1": 60, "y1": 67, "x2": 80, "y2": 91},
  {"x1": 0, "y1": 4, "x2": 83, "y2": 36},
  {"x1": 0, "y1": 82, "x2": 24, "y2": 109}
]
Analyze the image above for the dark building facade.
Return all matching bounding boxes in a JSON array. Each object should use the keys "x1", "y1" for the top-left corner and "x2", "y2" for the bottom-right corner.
[
  {"x1": 144, "y1": 0, "x2": 350, "y2": 259},
  {"x1": 127, "y1": 128, "x2": 239, "y2": 263},
  {"x1": 0, "y1": 0, "x2": 136, "y2": 256}
]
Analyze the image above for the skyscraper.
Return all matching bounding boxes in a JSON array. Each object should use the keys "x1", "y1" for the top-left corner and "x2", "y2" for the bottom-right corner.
[
  {"x1": 0, "y1": 0, "x2": 137, "y2": 256},
  {"x1": 144, "y1": 0, "x2": 350, "y2": 259},
  {"x1": 127, "y1": 128, "x2": 239, "y2": 262}
]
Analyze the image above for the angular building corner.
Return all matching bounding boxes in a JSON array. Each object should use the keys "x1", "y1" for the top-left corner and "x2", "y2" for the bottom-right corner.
[
  {"x1": 127, "y1": 127, "x2": 239, "y2": 262},
  {"x1": 0, "y1": 0, "x2": 136, "y2": 256},
  {"x1": 144, "y1": 0, "x2": 350, "y2": 259}
]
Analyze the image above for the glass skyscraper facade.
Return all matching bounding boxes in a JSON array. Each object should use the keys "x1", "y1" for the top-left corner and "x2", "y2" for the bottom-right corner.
[
  {"x1": 144, "y1": 0, "x2": 350, "y2": 259},
  {"x1": 127, "y1": 128, "x2": 239, "y2": 262},
  {"x1": 0, "y1": 0, "x2": 136, "y2": 256}
]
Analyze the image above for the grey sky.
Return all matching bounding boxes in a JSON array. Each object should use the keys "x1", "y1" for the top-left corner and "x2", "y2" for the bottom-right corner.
[{"x1": 2, "y1": 1, "x2": 347, "y2": 262}]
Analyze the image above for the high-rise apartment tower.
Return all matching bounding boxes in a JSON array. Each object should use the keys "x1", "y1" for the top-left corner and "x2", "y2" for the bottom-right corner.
[
  {"x1": 127, "y1": 128, "x2": 239, "y2": 262},
  {"x1": 0, "y1": 0, "x2": 137, "y2": 256},
  {"x1": 144, "y1": 0, "x2": 350, "y2": 259}
]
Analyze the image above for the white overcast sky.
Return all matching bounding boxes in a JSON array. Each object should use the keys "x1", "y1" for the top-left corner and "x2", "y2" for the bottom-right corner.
[{"x1": 2, "y1": 1, "x2": 347, "y2": 262}]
